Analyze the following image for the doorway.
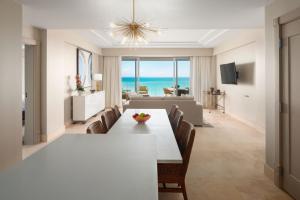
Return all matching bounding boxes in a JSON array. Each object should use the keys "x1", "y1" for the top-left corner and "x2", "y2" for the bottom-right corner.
[
  {"x1": 279, "y1": 7, "x2": 300, "y2": 200},
  {"x1": 22, "y1": 44, "x2": 41, "y2": 145}
]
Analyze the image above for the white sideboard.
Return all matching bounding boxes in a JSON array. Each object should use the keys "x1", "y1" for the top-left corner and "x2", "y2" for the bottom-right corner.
[{"x1": 73, "y1": 91, "x2": 105, "y2": 122}]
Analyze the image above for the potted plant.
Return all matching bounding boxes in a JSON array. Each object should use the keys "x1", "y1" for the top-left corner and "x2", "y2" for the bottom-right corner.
[{"x1": 75, "y1": 75, "x2": 84, "y2": 95}]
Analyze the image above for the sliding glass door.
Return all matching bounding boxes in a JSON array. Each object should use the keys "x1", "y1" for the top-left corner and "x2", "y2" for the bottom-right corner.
[
  {"x1": 121, "y1": 58, "x2": 137, "y2": 93},
  {"x1": 121, "y1": 57, "x2": 190, "y2": 97},
  {"x1": 139, "y1": 59, "x2": 175, "y2": 96},
  {"x1": 176, "y1": 59, "x2": 191, "y2": 95}
]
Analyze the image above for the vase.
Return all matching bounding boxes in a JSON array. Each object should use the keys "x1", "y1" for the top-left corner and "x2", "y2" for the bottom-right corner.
[{"x1": 78, "y1": 91, "x2": 84, "y2": 96}]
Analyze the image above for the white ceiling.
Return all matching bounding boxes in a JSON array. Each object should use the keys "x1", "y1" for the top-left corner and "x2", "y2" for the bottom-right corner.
[{"x1": 21, "y1": 0, "x2": 271, "y2": 48}]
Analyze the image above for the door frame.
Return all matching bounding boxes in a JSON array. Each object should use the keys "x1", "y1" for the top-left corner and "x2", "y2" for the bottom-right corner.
[{"x1": 274, "y1": 7, "x2": 300, "y2": 188}]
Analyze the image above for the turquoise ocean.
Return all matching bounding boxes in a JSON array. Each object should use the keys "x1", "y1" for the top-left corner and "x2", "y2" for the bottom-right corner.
[{"x1": 122, "y1": 77, "x2": 190, "y2": 96}]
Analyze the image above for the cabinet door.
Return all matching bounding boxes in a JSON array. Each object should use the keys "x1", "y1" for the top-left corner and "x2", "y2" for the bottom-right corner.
[{"x1": 85, "y1": 92, "x2": 105, "y2": 119}]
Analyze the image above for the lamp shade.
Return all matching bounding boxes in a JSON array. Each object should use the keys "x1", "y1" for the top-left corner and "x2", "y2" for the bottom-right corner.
[{"x1": 93, "y1": 73, "x2": 102, "y2": 81}]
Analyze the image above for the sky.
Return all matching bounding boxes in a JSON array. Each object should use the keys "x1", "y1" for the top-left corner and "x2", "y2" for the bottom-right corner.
[{"x1": 121, "y1": 60, "x2": 190, "y2": 78}]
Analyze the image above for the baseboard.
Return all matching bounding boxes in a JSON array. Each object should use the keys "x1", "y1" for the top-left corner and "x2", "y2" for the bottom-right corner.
[
  {"x1": 41, "y1": 127, "x2": 65, "y2": 143},
  {"x1": 225, "y1": 112, "x2": 265, "y2": 134},
  {"x1": 41, "y1": 134, "x2": 47, "y2": 143},
  {"x1": 64, "y1": 121, "x2": 73, "y2": 128},
  {"x1": 34, "y1": 132, "x2": 41, "y2": 144},
  {"x1": 264, "y1": 163, "x2": 275, "y2": 181}
]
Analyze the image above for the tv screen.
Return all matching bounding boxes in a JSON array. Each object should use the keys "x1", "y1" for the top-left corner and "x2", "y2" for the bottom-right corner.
[{"x1": 220, "y1": 62, "x2": 237, "y2": 84}]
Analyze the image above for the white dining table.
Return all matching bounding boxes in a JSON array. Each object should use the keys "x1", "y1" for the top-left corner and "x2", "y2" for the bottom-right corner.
[
  {"x1": 108, "y1": 109, "x2": 182, "y2": 164},
  {"x1": 0, "y1": 134, "x2": 158, "y2": 200}
]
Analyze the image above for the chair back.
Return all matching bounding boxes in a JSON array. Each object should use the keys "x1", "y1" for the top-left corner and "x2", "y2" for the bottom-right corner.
[
  {"x1": 171, "y1": 109, "x2": 183, "y2": 134},
  {"x1": 112, "y1": 105, "x2": 122, "y2": 119},
  {"x1": 86, "y1": 120, "x2": 107, "y2": 134},
  {"x1": 176, "y1": 120, "x2": 195, "y2": 175},
  {"x1": 139, "y1": 86, "x2": 148, "y2": 91},
  {"x1": 168, "y1": 104, "x2": 179, "y2": 121},
  {"x1": 163, "y1": 88, "x2": 173, "y2": 95},
  {"x1": 138, "y1": 86, "x2": 148, "y2": 95},
  {"x1": 101, "y1": 110, "x2": 117, "y2": 131}
]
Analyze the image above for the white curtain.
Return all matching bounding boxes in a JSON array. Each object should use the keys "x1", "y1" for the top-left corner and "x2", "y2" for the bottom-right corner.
[
  {"x1": 191, "y1": 56, "x2": 215, "y2": 104},
  {"x1": 103, "y1": 56, "x2": 122, "y2": 108}
]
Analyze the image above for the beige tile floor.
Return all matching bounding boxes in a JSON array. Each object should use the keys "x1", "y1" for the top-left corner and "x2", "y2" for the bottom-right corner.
[{"x1": 22, "y1": 110, "x2": 293, "y2": 200}]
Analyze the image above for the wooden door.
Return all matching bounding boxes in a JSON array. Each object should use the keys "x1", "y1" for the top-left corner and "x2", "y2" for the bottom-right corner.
[
  {"x1": 281, "y1": 17, "x2": 300, "y2": 200},
  {"x1": 24, "y1": 45, "x2": 41, "y2": 145}
]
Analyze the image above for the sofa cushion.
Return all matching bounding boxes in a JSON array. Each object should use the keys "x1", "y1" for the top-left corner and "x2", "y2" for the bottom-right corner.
[
  {"x1": 130, "y1": 96, "x2": 164, "y2": 100},
  {"x1": 123, "y1": 98, "x2": 203, "y2": 126},
  {"x1": 162, "y1": 96, "x2": 194, "y2": 100},
  {"x1": 130, "y1": 96, "x2": 194, "y2": 101}
]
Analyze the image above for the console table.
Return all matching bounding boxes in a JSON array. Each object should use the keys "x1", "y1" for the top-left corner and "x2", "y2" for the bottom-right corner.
[
  {"x1": 72, "y1": 91, "x2": 105, "y2": 122},
  {"x1": 203, "y1": 91, "x2": 225, "y2": 113}
]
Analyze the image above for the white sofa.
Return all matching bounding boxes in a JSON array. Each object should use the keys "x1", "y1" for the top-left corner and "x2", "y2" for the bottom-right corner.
[{"x1": 123, "y1": 96, "x2": 203, "y2": 126}]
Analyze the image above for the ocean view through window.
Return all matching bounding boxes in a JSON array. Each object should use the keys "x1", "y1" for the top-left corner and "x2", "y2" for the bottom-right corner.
[{"x1": 122, "y1": 58, "x2": 190, "y2": 97}]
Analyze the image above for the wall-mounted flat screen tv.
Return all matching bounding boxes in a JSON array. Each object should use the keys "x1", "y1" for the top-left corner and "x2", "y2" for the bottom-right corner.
[{"x1": 220, "y1": 62, "x2": 238, "y2": 84}]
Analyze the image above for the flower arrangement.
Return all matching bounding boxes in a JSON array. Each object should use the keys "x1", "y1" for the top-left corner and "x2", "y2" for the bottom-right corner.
[{"x1": 75, "y1": 75, "x2": 84, "y2": 92}]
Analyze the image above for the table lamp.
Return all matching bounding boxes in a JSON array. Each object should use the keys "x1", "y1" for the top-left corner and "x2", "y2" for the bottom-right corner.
[{"x1": 93, "y1": 73, "x2": 102, "y2": 91}]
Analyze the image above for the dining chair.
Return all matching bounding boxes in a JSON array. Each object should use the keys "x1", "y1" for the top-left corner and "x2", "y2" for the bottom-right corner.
[
  {"x1": 163, "y1": 88, "x2": 173, "y2": 96},
  {"x1": 158, "y1": 120, "x2": 196, "y2": 200},
  {"x1": 168, "y1": 104, "x2": 179, "y2": 121},
  {"x1": 138, "y1": 86, "x2": 148, "y2": 95},
  {"x1": 112, "y1": 105, "x2": 122, "y2": 119},
  {"x1": 101, "y1": 110, "x2": 117, "y2": 131},
  {"x1": 86, "y1": 120, "x2": 107, "y2": 134},
  {"x1": 171, "y1": 109, "x2": 183, "y2": 134}
]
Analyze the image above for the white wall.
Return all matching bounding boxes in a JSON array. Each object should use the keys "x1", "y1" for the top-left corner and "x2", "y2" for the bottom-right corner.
[
  {"x1": 41, "y1": 30, "x2": 103, "y2": 136},
  {"x1": 23, "y1": 25, "x2": 41, "y2": 44},
  {"x1": 0, "y1": 0, "x2": 22, "y2": 170},
  {"x1": 43, "y1": 30, "x2": 65, "y2": 136},
  {"x1": 214, "y1": 29, "x2": 265, "y2": 132},
  {"x1": 265, "y1": 0, "x2": 300, "y2": 169},
  {"x1": 63, "y1": 42, "x2": 102, "y2": 125}
]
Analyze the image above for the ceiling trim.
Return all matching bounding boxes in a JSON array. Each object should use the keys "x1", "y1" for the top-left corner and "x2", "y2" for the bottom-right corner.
[
  {"x1": 198, "y1": 29, "x2": 216, "y2": 43},
  {"x1": 90, "y1": 30, "x2": 112, "y2": 46},
  {"x1": 203, "y1": 29, "x2": 229, "y2": 45}
]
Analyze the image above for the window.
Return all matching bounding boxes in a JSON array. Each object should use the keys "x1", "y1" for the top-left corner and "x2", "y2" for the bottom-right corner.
[
  {"x1": 176, "y1": 59, "x2": 191, "y2": 93},
  {"x1": 121, "y1": 58, "x2": 137, "y2": 93},
  {"x1": 121, "y1": 57, "x2": 190, "y2": 97},
  {"x1": 139, "y1": 59, "x2": 175, "y2": 96}
]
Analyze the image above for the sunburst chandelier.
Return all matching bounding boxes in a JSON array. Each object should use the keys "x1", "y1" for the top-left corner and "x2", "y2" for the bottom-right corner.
[{"x1": 109, "y1": 0, "x2": 161, "y2": 45}]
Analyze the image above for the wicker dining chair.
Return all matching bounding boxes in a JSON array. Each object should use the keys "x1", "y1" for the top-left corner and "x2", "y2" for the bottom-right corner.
[
  {"x1": 168, "y1": 104, "x2": 179, "y2": 122},
  {"x1": 112, "y1": 105, "x2": 122, "y2": 119},
  {"x1": 86, "y1": 120, "x2": 107, "y2": 134},
  {"x1": 101, "y1": 110, "x2": 117, "y2": 131},
  {"x1": 171, "y1": 109, "x2": 183, "y2": 134},
  {"x1": 138, "y1": 86, "x2": 148, "y2": 95},
  {"x1": 158, "y1": 120, "x2": 196, "y2": 200}
]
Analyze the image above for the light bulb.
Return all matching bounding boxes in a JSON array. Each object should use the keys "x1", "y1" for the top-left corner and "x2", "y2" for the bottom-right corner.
[
  {"x1": 157, "y1": 30, "x2": 162, "y2": 35},
  {"x1": 110, "y1": 22, "x2": 116, "y2": 28},
  {"x1": 145, "y1": 23, "x2": 150, "y2": 27},
  {"x1": 109, "y1": 32, "x2": 114, "y2": 37}
]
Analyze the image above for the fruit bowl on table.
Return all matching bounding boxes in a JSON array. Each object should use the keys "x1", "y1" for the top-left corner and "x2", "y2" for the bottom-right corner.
[{"x1": 132, "y1": 113, "x2": 151, "y2": 124}]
